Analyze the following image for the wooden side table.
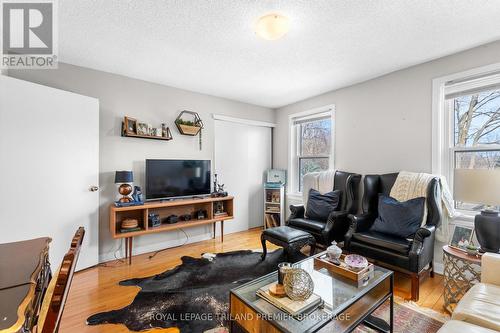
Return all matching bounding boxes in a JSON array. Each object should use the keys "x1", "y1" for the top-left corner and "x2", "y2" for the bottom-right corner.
[{"x1": 443, "y1": 245, "x2": 481, "y2": 313}]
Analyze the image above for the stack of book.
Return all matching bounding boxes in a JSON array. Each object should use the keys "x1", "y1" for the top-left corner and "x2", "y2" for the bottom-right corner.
[
  {"x1": 266, "y1": 206, "x2": 281, "y2": 213},
  {"x1": 256, "y1": 282, "x2": 323, "y2": 317}
]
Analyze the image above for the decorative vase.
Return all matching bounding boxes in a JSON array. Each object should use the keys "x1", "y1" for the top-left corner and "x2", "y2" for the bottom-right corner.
[
  {"x1": 326, "y1": 241, "x2": 342, "y2": 263},
  {"x1": 475, "y1": 210, "x2": 500, "y2": 253}
]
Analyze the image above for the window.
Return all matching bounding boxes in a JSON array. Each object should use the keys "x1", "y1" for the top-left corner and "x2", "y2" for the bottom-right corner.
[
  {"x1": 450, "y1": 87, "x2": 500, "y2": 211},
  {"x1": 289, "y1": 107, "x2": 334, "y2": 194},
  {"x1": 435, "y1": 70, "x2": 500, "y2": 214}
]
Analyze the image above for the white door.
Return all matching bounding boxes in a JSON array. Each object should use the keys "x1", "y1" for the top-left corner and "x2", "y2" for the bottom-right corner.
[
  {"x1": 0, "y1": 75, "x2": 99, "y2": 270},
  {"x1": 214, "y1": 119, "x2": 272, "y2": 234}
]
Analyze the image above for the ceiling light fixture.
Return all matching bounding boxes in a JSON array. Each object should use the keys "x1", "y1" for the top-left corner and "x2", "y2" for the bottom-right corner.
[{"x1": 255, "y1": 13, "x2": 290, "y2": 41}]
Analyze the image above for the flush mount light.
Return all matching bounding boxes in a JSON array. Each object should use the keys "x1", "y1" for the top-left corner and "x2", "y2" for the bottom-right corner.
[{"x1": 255, "y1": 13, "x2": 290, "y2": 40}]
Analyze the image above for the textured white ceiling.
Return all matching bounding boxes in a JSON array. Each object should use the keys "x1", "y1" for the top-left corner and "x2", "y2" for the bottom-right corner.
[{"x1": 59, "y1": 0, "x2": 500, "y2": 108}]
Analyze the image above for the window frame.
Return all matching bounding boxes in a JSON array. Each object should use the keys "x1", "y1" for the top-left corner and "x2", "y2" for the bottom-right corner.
[
  {"x1": 432, "y1": 63, "x2": 500, "y2": 221},
  {"x1": 288, "y1": 105, "x2": 335, "y2": 196}
]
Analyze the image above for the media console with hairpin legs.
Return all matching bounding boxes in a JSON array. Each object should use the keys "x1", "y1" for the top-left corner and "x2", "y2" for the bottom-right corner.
[{"x1": 109, "y1": 196, "x2": 234, "y2": 265}]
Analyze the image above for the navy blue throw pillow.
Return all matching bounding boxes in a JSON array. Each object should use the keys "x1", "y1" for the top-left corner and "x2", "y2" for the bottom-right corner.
[
  {"x1": 371, "y1": 194, "x2": 425, "y2": 239},
  {"x1": 306, "y1": 189, "x2": 340, "y2": 221}
]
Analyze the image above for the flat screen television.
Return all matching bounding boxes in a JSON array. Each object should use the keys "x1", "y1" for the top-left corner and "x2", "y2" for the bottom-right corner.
[{"x1": 145, "y1": 159, "x2": 211, "y2": 200}]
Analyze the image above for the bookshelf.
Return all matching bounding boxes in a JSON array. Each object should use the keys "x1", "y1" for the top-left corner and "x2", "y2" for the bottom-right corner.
[{"x1": 263, "y1": 184, "x2": 285, "y2": 229}]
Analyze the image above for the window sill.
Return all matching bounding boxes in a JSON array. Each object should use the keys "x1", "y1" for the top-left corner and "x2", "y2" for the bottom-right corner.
[
  {"x1": 286, "y1": 193, "x2": 303, "y2": 204},
  {"x1": 450, "y1": 210, "x2": 476, "y2": 226},
  {"x1": 287, "y1": 192, "x2": 302, "y2": 198}
]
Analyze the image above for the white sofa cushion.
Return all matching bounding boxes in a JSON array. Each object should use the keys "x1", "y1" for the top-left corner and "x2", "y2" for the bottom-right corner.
[
  {"x1": 438, "y1": 320, "x2": 499, "y2": 333},
  {"x1": 482, "y1": 252, "x2": 500, "y2": 286},
  {"x1": 452, "y1": 283, "x2": 500, "y2": 331}
]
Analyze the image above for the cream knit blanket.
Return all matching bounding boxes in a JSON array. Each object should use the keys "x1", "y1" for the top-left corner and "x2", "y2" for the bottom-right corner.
[
  {"x1": 390, "y1": 171, "x2": 456, "y2": 242},
  {"x1": 302, "y1": 170, "x2": 336, "y2": 215}
]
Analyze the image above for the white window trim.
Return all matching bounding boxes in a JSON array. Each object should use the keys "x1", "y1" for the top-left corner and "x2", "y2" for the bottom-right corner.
[
  {"x1": 432, "y1": 62, "x2": 500, "y2": 223},
  {"x1": 287, "y1": 104, "x2": 335, "y2": 197}
]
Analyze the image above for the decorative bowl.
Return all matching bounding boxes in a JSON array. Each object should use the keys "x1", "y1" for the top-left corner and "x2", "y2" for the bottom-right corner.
[{"x1": 344, "y1": 254, "x2": 368, "y2": 272}]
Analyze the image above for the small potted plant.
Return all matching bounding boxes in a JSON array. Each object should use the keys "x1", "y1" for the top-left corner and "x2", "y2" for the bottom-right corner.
[
  {"x1": 175, "y1": 111, "x2": 203, "y2": 136},
  {"x1": 465, "y1": 244, "x2": 480, "y2": 257}
]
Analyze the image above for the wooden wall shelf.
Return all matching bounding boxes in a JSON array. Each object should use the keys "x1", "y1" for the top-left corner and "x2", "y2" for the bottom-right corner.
[
  {"x1": 121, "y1": 132, "x2": 173, "y2": 141},
  {"x1": 109, "y1": 196, "x2": 234, "y2": 264},
  {"x1": 121, "y1": 118, "x2": 173, "y2": 141}
]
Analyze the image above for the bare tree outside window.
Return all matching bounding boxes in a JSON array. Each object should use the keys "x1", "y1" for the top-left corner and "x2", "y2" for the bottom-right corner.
[
  {"x1": 453, "y1": 88, "x2": 500, "y2": 210},
  {"x1": 297, "y1": 118, "x2": 331, "y2": 191}
]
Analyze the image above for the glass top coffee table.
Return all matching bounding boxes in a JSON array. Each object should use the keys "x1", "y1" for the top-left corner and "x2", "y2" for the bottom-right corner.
[{"x1": 230, "y1": 252, "x2": 394, "y2": 333}]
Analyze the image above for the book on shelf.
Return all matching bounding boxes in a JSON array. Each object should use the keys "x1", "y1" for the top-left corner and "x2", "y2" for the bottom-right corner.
[
  {"x1": 256, "y1": 282, "x2": 323, "y2": 317},
  {"x1": 265, "y1": 213, "x2": 280, "y2": 228},
  {"x1": 120, "y1": 227, "x2": 142, "y2": 233},
  {"x1": 264, "y1": 214, "x2": 273, "y2": 228},
  {"x1": 214, "y1": 211, "x2": 228, "y2": 217}
]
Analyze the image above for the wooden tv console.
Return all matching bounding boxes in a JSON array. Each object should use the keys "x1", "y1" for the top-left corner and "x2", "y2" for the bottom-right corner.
[{"x1": 109, "y1": 196, "x2": 234, "y2": 264}]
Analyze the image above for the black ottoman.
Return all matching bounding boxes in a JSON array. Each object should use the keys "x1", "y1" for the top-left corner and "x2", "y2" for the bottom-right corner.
[{"x1": 261, "y1": 226, "x2": 316, "y2": 261}]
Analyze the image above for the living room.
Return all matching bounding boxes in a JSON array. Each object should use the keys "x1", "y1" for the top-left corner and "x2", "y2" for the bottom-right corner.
[{"x1": 1, "y1": 1, "x2": 500, "y2": 332}]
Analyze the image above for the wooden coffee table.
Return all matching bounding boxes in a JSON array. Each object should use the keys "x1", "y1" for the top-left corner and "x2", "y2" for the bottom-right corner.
[{"x1": 230, "y1": 252, "x2": 394, "y2": 333}]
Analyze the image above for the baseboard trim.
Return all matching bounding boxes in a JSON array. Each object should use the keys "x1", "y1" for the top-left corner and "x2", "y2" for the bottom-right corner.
[
  {"x1": 433, "y1": 261, "x2": 444, "y2": 275},
  {"x1": 98, "y1": 233, "x2": 212, "y2": 263}
]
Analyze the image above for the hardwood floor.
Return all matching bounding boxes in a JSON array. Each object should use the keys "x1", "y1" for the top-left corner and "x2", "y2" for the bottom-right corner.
[{"x1": 61, "y1": 228, "x2": 446, "y2": 333}]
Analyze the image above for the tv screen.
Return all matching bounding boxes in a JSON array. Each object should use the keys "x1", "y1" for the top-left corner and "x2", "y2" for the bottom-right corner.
[{"x1": 146, "y1": 159, "x2": 211, "y2": 200}]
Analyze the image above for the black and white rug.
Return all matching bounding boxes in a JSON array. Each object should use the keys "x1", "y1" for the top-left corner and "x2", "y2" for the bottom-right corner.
[{"x1": 87, "y1": 249, "x2": 300, "y2": 332}]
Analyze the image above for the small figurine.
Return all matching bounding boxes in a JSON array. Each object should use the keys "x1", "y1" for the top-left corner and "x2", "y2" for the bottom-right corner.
[
  {"x1": 132, "y1": 186, "x2": 143, "y2": 202},
  {"x1": 161, "y1": 123, "x2": 168, "y2": 137},
  {"x1": 211, "y1": 174, "x2": 227, "y2": 197},
  {"x1": 217, "y1": 184, "x2": 228, "y2": 197}
]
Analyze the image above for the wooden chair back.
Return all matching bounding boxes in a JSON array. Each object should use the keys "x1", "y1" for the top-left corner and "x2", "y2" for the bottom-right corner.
[{"x1": 37, "y1": 227, "x2": 85, "y2": 333}]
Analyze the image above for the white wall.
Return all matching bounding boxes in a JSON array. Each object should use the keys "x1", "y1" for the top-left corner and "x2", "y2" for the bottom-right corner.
[
  {"x1": 274, "y1": 40, "x2": 500, "y2": 272},
  {"x1": 9, "y1": 63, "x2": 274, "y2": 262}
]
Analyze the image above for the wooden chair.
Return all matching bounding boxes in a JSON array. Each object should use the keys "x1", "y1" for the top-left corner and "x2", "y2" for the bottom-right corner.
[{"x1": 37, "y1": 227, "x2": 85, "y2": 333}]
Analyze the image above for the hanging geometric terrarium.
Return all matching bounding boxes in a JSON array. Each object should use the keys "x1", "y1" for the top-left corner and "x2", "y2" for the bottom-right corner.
[{"x1": 175, "y1": 110, "x2": 204, "y2": 149}]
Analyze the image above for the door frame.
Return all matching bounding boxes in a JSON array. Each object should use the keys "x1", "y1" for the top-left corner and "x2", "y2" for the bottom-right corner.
[{"x1": 213, "y1": 115, "x2": 275, "y2": 231}]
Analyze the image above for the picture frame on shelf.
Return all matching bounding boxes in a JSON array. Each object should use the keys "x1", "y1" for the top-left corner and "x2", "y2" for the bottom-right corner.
[
  {"x1": 153, "y1": 128, "x2": 162, "y2": 137},
  {"x1": 124, "y1": 116, "x2": 137, "y2": 134},
  {"x1": 121, "y1": 115, "x2": 173, "y2": 141},
  {"x1": 137, "y1": 122, "x2": 149, "y2": 136},
  {"x1": 450, "y1": 225, "x2": 474, "y2": 250}
]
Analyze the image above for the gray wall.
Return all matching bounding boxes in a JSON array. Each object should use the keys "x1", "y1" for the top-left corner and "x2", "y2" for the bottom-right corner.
[{"x1": 9, "y1": 63, "x2": 274, "y2": 262}]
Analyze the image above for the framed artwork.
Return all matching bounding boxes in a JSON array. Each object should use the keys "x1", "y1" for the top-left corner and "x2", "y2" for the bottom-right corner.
[
  {"x1": 124, "y1": 116, "x2": 137, "y2": 134},
  {"x1": 137, "y1": 122, "x2": 149, "y2": 136},
  {"x1": 450, "y1": 225, "x2": 474, "y2": 250}
]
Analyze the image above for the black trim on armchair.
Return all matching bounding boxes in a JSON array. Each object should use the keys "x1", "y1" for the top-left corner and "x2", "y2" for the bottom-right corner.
[{"x1": 286, "y1": 171, "x2": 361, "y2": 247}]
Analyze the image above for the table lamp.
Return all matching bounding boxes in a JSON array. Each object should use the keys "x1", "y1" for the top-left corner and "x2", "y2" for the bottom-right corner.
[
  {"x1": 115, "y1": 171, "x2": 133, "y2": 203},
  {"x1": 454, "y1": 168, "x2": 500, "y2": 253}
]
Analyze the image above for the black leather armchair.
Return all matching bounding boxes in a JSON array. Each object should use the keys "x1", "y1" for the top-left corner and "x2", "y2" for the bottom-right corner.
[
  {"x1": 344, "y1": 173, "x2": 442, "y2": 301},
  {"x1": 287, "y1": 171, "x2": 361, "y2": 247}
]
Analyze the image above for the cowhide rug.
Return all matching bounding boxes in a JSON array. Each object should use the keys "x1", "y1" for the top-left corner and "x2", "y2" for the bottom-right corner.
[
  {"x1": 86, "y1": 249, "x2": 445, "y2": 333},
  {"x1": 87, "y1": 249, "x2": 301, "y2": 332}
]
